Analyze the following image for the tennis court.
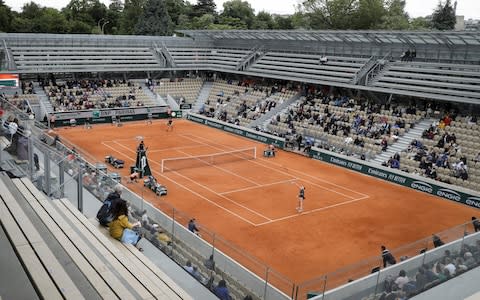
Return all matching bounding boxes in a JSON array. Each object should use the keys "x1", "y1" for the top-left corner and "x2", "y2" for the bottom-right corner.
[{"x1": 56, "y1": 119, "x2": 479, "y2": 284}]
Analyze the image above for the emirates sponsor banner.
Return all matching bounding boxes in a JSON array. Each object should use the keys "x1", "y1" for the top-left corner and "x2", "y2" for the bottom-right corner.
[{"x1": 309, "y1": 148, "x2": 480, "y2": 209}]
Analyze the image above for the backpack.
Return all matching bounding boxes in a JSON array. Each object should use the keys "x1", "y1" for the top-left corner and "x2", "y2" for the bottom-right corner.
[{"x1": 97, "y1": 198, "x2": 114, "y2": 226}]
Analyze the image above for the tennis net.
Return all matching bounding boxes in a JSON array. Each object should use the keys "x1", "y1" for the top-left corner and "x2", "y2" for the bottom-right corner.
[{"x1": 161, "y1": 147, "x2": 256, "y2": 172}]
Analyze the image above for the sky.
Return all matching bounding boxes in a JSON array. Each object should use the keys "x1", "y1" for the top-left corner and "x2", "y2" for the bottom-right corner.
[{"x1": 4, "y1": 0, "x2": 480, "y2": 20}]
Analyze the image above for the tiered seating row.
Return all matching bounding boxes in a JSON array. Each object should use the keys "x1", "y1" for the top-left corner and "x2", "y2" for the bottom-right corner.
[
  {"x1": 0, "y1": 173, "x2": 191, "y2": 299},
  {"x1": 46, "y1": 81, "x2": 155, "y2": 111},
  {"x1": 167, "y1": 47, "x2": 251, "y2": 70},
  {"x1": 154, "y1": 78, "x2": 204, "y2": 105},
  {"x1": 10, "y1": 46, "x2": 161, "y2": 72},
  {"x1": 267, "y1": 98, "x2": 422, "y2": 158},
  {"x1": 249, "y1": 52, "x2": 368, "y2": 84},
  {"x1": 372, "y1": 61, "x2": 480, "y2": 101},
  {"x1": 204, "y1": 80, "x2": 296, "y2": 127}
]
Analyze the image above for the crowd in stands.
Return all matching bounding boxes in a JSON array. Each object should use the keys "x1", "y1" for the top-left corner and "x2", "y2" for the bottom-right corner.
[
  {"x1": 382, "y1": 112, "x2": 480, "y2": 191},
  {"x1": 201, "y1": 79, "x2": 297, "y2": 127},
  {"x1": 372, "y1": 237, "x2": 480, "y2": 300},
  {"x1": 265, "y1": 87, "x2": 420, "y2": 158},
  {"x1": 44, "y1": 79, "x2": 148, "y2": 111}
]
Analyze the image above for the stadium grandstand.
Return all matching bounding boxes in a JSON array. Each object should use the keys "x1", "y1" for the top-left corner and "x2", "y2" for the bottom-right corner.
[{"x1": 1, "y1": 30, "x2": 480, "y2": 300}]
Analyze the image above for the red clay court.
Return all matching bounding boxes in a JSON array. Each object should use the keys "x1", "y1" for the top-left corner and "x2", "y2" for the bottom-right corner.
[{"x1": 56, "y1": 119, "x2": 478, "y2": 286}]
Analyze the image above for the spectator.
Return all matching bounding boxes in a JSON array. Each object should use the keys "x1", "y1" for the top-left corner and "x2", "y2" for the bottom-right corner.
[
  {"x1": 184, "y1": 260, "x2": 194, "y2": 274},
  {"x1": 96, "y1": 184, "x2": 124, "y2": 226},
  {"x1": 191, "y1": 266, "x2": 202, "y2": 281},
  {"x1": 156, "y1": 229, "x2": 172, "y2": 246},
  {"x1": 394, "y1": 270, "x2": 409, "y2": 289},
  {"x1": 415, "y1": 267, "x2": 428, "y2": 291},
  {"x1": 432, "y1": 234, "x2": 444, "y2": 248},
  {"x1": 472, "y1": 217, "x2": 480, "y2": 232},
  {"x1": 214, "y1": 279, "x2": 231, "y2": 300},
  {"x1": 188, "y1": 218, "x2": 200, "y2": 235},
  {"x1": 204, "y1": 254, "x2": 216, "y2": 271},
  {"x1": 443, "y1": 257, "x2": 456, "y2": 276},
  {"x1": 109, "y1": 201, "x2": 142, "y2": 249},
  {"x1": 141, "y1": 209, "x2": 149, "y2": 227},
  {"x1": 381, "y1": 245, "x2": 397, "y2": 268}
]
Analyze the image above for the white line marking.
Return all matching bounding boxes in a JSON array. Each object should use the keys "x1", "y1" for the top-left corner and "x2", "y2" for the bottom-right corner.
[
  {"x1": 220, "y1": 179, "x2": 295, "y2": 195},
  {"x1": 186, "y1": 133, "x2": 369, "y2": 197},
  {"x1": 109, "y1": 140, "x2": 271, "y2": 222},
  {"x1": 181, "y1": 134, "x2": 364, "y2": 200},
  {"x1": 255, "y1": 195, "x2": 370, "y2": 227},
  {"x1": 101, "y1": 141, "x2": 259, "y2": 226},
  {"x1": 174, "y1": 149, "x2": 260, "y2": 187}
]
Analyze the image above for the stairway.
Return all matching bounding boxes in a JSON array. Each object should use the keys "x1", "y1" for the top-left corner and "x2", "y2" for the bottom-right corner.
[
  {"x1": 33, "y1": 84, "x2": 54, "y2": 116},
  {"x1": 373, "y1": 118, "x2": 435, "y2": 165},
  {"x1": 192, "y1": 81, "x2": 213, "y2": 113},
  {"x1": 249, "y1": 92, "x2": 301, "y2": 129},
  {"x1": 141, "y1": 83, "x2": 167, "y2": 106}
]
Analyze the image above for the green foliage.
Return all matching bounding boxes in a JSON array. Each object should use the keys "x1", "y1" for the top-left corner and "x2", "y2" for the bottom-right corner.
[
  {"x1": 193, "y1": 0, "x2": 216, "y2": 17},
  {"x1": 120, "y1": 0, "x2": 146, "y2": 34},
  {"x1": 354, "y1": 0, "x2": 385, "y2": 29},
  {"x1": 0, "y1": 0, "x2": 14, "y2": 32},
  {"x1": 0, "y1": 0, "x2": 455, "y2": 34},
  {"x1": 221, "y1": 0, "x2": 255, "y2": 29},
  {"x1": 380, "y1": 0, "x2": 409, "y2": 30},
  {"x1": 409, "y1": 17, "x2": 431, "y2": 30},
  {"x1": 135, "y1": 0, "x2": 173, "y2": 35},
  {"x1": 431, "y1": 0, "x2": 456, "y2": 30},
  {"x1": 252, "y1": 11, "x2": 276, "y2": 29}
]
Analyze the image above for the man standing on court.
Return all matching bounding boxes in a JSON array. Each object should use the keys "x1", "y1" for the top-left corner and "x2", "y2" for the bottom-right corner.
[{"x1": 297, "y1": 185, "x2": 305, "y2": 213}]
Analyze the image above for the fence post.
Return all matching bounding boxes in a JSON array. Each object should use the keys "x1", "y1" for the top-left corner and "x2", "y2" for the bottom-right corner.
[
  {"x1": 263, "y1": 267, "x2": 269, "y2": 300},
  {"x1": 44, "y1": 151, "x2": 51, "y2": 196},
  {"x1": 27, "y1": 136, "x2": 34, "y2": 180},
  {"x1": 171, "y1": 208, "x2": 176, "y2": 242},
  {"x1": 321, "y1": 275, "x2": 328, "y2": 299},
  {"x1": 58, "y1": 160, "x2": 65, "y2": 198},
  {"x1": 77, "y1": 160, "x2": 83, "y2": 212}
]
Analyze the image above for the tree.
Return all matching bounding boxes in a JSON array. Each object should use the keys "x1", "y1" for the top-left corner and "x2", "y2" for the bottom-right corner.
[
  {"x1": 253, "y1": 11, "x2": 276, "y2": 29},
  {"x1": 0, "y1": 0, "x2": 14, "y2": 32},
  {"x1": 165, "y1": 0, "x2": 188, "y2": 26},
  {"x1": 120, "y1": 0, "x2": 145, "y2": 34},
  {"x1": 354, "y1": 0, "x2": 385, "y2": 29},
  {"x1": 193, "y1": 0, "x2": 216, "y2": 17},
  {"x1": 380, "y1": 0, "x2": 409, "y2": 30},
  {"x1": 301, "y1": 0, "x2": 359, "y2": 29},
  {"x1": 410, "y1": 17, "x2": 431, "y2": 30},
  {"x1": 431, "y1": 0, "x2": 456, "y2": 30},
  {"x1": 135, "y1": 0, "x2": 173, "y2": 36},
  {"x1": 274, "y1": 15, "x2": 296, "y2": 29},
  {"x1": 105, "y1": 0, "x2": 123, "y2": 34},
  {"x1": 221, "y1": 0, "x2": 255, "y2": 29}
]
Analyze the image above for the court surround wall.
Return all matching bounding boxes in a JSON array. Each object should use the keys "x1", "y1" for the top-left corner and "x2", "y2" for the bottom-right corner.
[{"x1": 187, "y1": 113, "x2": 480, "y2": 210}]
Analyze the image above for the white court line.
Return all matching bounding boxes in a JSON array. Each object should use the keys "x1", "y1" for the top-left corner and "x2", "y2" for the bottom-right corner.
[
  {"x1": 254, "y1": 195, "x2": 370, "y2": 227},
  {"x1": 182, "y1": 133, "x2": 369, "y2": 198},
  {"x1": 220, "y1": 179, "x2": 296, "y2": 195},
  {"x1": 100, "y1": 141, "x2": 258, "y2": 226},
  {"x1": 174, "y1": 149, "x2": 260, "y2": 187},
  {"x1": 180, "y1": 134, "x2": 362, "y2": 200},
  {"x1": 109, "y1": 140, "x2": 272, "y2": 222},
  {"x1": 149, "y1": 144, "x2": 210, "y2": 153}
]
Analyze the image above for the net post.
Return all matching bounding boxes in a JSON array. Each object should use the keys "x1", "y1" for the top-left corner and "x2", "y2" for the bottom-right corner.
[
  {"x1": 161, "y1": 159, "x2": 164, "y2": 173},
  {"x1": 253, "y1": 147, "x2": 257, "y2": 159}
]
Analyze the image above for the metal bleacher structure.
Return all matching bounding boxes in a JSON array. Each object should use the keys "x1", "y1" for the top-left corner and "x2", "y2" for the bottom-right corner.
[{"x1": 1, "y1": 30, "x2": 480, "y2": 300}]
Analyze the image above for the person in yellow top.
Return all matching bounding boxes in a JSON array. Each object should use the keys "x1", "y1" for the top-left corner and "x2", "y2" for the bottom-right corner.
[
  {"x1": 156, "y1": 229, "x2": 172, "y2": 246},
  {"x1": 109, "y1": 201, "x2": 142, "y2": 248}
]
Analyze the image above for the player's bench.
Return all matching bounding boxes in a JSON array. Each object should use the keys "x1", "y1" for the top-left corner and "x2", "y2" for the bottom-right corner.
[
  {"x1": 0, "y1": 173, "x2": 83, "y2": 299},
  {"x1": 55, "y1": 197, "x2": 192, "y2": 300}
]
